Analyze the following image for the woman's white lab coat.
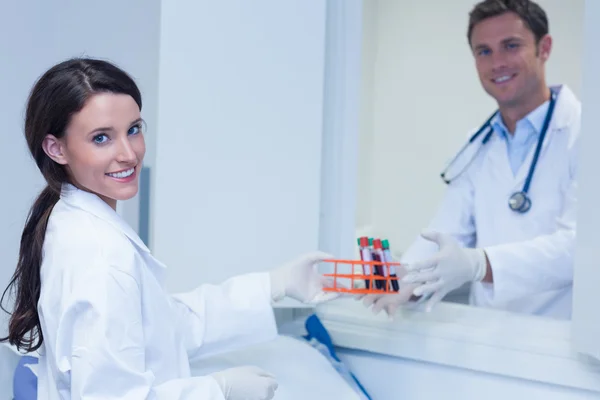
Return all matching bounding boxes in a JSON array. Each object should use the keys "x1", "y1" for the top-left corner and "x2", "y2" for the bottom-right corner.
[
  {"x1": 36, "y1": 184, "x2": 278, "y2": 399},
  {"x1": 401, "y1": 84, "x2": 580, "y2": 320}
]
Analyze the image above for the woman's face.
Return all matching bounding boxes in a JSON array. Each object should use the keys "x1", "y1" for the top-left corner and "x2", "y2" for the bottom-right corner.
[{"x1": 43, "y1": 93, "x2": 146, "y2": 209}]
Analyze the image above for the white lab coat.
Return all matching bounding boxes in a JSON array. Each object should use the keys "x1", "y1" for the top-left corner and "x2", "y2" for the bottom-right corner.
[
  {"x1": 36, "y1": 184, "x2": 278, "y2": 399},
  {"x1": 401, "y1": 84, "x2": 580, "y2": 320}
]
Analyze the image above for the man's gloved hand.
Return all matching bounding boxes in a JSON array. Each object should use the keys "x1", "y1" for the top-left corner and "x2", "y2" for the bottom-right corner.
[
  {"x1": 269, "y1": 251, "x2": 340, "y2": 304},
  {"x1": 402, "y1": 231, "x2": 488, "y2": 312},
  {"x1": 211, "y1": 366, "x2": 278, "y2": 400}
]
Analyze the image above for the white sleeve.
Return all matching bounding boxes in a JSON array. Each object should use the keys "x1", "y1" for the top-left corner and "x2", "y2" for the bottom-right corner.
[
  {"x1": 170, "y1": 272, "x2": 278, "y2": 360},
  {"x1": 62, "y1": 265, "x2": 226, "y2": 400},
  {"x1": 401, "y1": 172, "x2": 477, "y2": 264}
]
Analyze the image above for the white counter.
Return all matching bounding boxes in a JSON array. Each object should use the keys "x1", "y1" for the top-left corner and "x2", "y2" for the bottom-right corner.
[{"x1": 316, "y1": 298, "x2": 600, "y2": 399}]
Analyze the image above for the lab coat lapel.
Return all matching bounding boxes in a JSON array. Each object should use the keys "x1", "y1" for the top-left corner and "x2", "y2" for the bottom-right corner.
[
  {"x1": 483, "y1": 135, "x2": 514, "y2": 186},
  {"x1": 60, "y1": 184, "x2": 151, "y2": 254},
  {"x1": 511, "y1": 84, "x2": 579, "y2": 189}
]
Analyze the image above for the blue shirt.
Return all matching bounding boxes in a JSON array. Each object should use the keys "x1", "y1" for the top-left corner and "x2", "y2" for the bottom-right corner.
[{"x1": 490, "y1": 100, "x2": 550, "y2": 176}]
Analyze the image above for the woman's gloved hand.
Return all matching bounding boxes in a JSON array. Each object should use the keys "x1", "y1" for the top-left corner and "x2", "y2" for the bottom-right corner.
[
  {"x1": 210, "y1": 366, "x2": 278, "y2": 400},
  {"x1": 269, "y1": 251, "x2": 340, "y2": 304}
]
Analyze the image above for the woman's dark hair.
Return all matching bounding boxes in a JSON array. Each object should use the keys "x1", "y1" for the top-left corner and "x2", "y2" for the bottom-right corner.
[
  {"x1": 0, "y1": 58, "x2": 142, "y2": 352},
  {"x1": 467, "y1": 0, "x2": 549, "y2": 46}
]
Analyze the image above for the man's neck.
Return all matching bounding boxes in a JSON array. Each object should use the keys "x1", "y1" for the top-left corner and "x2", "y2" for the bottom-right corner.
[{"x1": 499, "y1": 86, "x2": 551, "y2": 134}]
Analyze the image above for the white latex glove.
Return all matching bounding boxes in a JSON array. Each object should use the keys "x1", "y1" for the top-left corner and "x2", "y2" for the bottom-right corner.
[
  {"x1": 360, "y1": 284, "x2": 418, "y2": 318},
  {"x1": 401, "y1": 231, "x2": 487, "y2": 312},
  {"x1": 211, "y1": 366, "x2": 278, "y2": 400},
  {"x1": 269, "y1": 251, "x2": 340, "y2": 304},
  {"x1": 358, "y1": 261, "x2": 419, "y2": 317}
]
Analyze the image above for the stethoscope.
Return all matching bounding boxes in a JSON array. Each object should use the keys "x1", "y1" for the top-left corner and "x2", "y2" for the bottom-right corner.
[{"x1": 440, "y1": 87, "x2": 558, "y2": 213}]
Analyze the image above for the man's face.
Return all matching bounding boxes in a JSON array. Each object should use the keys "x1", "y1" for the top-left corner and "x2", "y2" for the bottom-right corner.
[{"x1": 470, "y1": 12, "x2": 551, "y2": 108}]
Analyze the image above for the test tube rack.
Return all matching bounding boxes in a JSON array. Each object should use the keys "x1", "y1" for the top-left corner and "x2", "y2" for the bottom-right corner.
[{"x1": 321, "y1": 259, "x2": 401, "y2": 294}]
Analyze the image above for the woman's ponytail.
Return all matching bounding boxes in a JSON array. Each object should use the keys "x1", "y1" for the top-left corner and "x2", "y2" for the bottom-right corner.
[{"x1": 0, "y1": 185, "x2": 59, "y2": 352}]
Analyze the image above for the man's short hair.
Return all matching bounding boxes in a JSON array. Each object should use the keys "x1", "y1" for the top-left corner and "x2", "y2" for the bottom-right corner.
[{"x1": 467, "y1": 0, "x2": 549, "y2": 45}]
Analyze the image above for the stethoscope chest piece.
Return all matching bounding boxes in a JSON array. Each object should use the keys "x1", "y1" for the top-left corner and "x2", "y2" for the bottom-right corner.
[{"x1": 508, "y1": 191, "x2": 531, "y2": 213}]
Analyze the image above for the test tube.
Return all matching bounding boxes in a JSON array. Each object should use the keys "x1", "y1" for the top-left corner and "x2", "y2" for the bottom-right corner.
[
  {"x1": 359, "y1": 237, "x2": 372, "y2": 289},
  {"x1": 372, "y1": 239, "x2": 386, "y2": 290},
  {"x1": 382, "y1": 239, "x2": 400, "y2": 292}
]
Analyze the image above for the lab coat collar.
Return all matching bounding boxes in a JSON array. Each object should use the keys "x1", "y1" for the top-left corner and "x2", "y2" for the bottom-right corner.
[
  {"x1": 508, "y1": 84, "x2": 580, "y2": 188},
  {"x1": 548, "y1": 84, "x2": 580, "y2": 131},
  {"x1": 490, "y1": 84, "x2": 579, "y2": 136},
  {"x1": 536, "y1": 84, "x2": 580, "y2": 156},
  {"x1": 60, "y1": 183, "x2": 151, "y2": 253}
]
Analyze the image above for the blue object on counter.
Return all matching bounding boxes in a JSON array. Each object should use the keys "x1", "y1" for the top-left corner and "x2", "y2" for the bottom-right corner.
[
  {"x1": 303, "y1": 314, "x2": 372, "y2": 400},
  {"x1": 13, "y1": 355, "x2": 38, "y2": 399}
]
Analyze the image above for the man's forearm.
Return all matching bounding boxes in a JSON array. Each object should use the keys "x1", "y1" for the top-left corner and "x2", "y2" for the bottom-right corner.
[{"x1": 482, "y1": 251, "x2": 493, "y2": 283}]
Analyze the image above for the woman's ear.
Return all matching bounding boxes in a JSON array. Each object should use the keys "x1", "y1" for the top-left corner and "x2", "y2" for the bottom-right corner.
[{"x1": 42, "y1": 135, "x2": 68, "y2": 165}]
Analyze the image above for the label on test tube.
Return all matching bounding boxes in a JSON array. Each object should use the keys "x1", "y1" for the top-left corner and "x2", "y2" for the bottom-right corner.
[
  {"x1": 359, "y1": 237, "x2": 372, "y2": 289},
  {"x1": 382, "y1": 239, "x2": 400, "y2": 292},
  {"x1": 354, "y1": 238, "x2": 366, "y2": 289},
  {"x1": 372, "y1": 239, "x2": 386, "y2": 290}
]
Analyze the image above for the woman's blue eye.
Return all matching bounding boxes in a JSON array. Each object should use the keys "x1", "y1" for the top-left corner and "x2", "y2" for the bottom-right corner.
[
  {"x1": 128, "y1": 124, "x2": 141, "y2": 136},
  {"x1": 507, "y1": 42, "x2": 519, "y2": 50},
  {"x1": 93, "y1": 134, "x2": 108, "y2": 144},
  {"x1": 478, "y1": 48, "x2": 491, "y2": 56}
]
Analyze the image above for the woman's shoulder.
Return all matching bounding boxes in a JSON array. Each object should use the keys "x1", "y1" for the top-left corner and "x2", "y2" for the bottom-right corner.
[{"x1": 43, "y1": 199, "x2": 140, "y2": 276}]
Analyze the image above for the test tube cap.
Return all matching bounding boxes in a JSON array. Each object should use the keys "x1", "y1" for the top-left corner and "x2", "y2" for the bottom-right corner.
[
  {"x1": 382, "y1": 239, "x2": 390, "y2": 249},
  {"x1": 368, "y1": 238, "x2": 374, "y2": 246},
  {"x1": 360, "y1": 237, "x2": 369, "y2": 247},
  {"x1": 373, "y1": 238, "x2": 382, "y2": 249}
]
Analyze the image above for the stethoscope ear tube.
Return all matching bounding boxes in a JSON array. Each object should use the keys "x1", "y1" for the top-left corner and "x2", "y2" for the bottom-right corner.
[{"x1": 440, "y1": 126, "x2": 494, "y2": 184}]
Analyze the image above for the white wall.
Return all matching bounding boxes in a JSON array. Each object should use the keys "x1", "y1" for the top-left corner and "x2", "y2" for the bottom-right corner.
[
  {"x1": 573, "y1": 0, "x2": 600, "y2": 360},
  {"x1": 357, "y1": 0, "x2": 584, "y2": 252},
  {"x1": 153, "y1": 1, "x2": 327, "y2": 296},
  {"x1": 319, "y1": 0, "x2": 364, "y2": 262},
  {"x1": 0, "y1": 0, "x2": 160, "y2": 336},
  {"x1": 0, "y1": 1, "x2": 52, "y2": 338},
  {"x1": 337, "y1": 349, "x2": 599, "y2": 400}
]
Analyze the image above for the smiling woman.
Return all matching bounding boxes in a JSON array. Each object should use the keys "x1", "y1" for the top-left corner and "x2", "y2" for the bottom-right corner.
[
  {"x1": 0, "y1": 56, "x2": 344, "y2": 400},
  {"x1": 42, "y1": 92, "x2": 147, "y2": 209},
  {"x1": 0, "y1": 58, "x2": 145, "y2": 354}
]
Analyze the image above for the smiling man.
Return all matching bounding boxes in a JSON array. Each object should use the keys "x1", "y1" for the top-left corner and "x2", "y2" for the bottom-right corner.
[
  {"x1": 469, "y1": 0, "x2": 553, "y2": 135},
  {"x1": 362, "y1": 0, "x2": 581, "y2": 320}
]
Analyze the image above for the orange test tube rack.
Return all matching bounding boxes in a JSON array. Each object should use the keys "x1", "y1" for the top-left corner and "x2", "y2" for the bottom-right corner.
[{"x1": 321, "y1": 259, "x2": 401, "y2": 295}]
